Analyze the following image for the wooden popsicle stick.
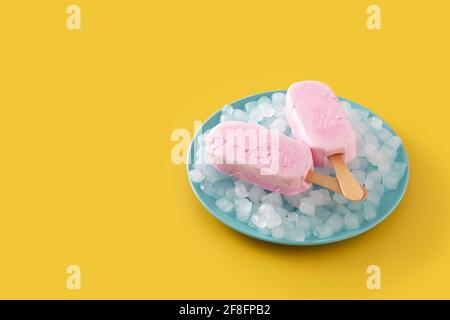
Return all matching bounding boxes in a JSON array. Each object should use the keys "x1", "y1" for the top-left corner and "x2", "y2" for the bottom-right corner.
[
  {"x1": 305, "y1": 170, "x2": 342, "y2": 195},
  {"x1": 328, "y1": 153, "x2": 365, "y2": 201},
  {"x1": 306, "y1": 170, "x2": 368, "y2": 201}
]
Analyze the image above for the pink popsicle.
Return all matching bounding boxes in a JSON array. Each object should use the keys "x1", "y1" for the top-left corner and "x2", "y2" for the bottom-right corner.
[
  {"x1": 207, "y1": 121, "x2": 313, "y2": 195},
  {"x1": 285, "y1": 81, "x2": 364, "y2": 201},
  {"x1": 285, "y1": 81, "x2": 356, "y2": 167}
]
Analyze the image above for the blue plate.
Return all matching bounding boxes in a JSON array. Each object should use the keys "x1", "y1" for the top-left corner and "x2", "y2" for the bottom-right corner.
[{"x1": 187, "y1": 91, "x2": 409, "y2": 246}]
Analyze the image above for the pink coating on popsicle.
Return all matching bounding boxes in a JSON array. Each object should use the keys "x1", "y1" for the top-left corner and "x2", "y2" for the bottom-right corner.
[
  {"x1": 206, "y1": 121, "x2": 313, "y2": 195},
  {"x1": 285, "y1": 81, "x2": 357, "y2": 167}
]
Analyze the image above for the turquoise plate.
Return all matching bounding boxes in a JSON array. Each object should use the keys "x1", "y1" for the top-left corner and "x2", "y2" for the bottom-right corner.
[{"x1": 187, "y1": 91, "x2": 409, "y2": 246}]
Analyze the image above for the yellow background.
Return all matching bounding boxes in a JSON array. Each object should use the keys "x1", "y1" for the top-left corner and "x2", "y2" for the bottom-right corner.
[{"x1": 0, "y1": 0, "x2": 449, "y2": 299}]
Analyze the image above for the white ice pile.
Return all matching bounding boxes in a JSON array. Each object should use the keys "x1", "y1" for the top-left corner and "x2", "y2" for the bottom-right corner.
[{"x1": 190, "y1": 92, "x2": 407, "y2": 242}]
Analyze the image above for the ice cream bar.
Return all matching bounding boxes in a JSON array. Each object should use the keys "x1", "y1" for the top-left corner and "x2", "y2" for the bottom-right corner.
[
  {"x1": 285, "y1": 80, "x2": 356, "y2": 167},
  {"x1": 206, "y1": 121, "x2": 350, "y2": 196},
  {"x1": 285, "y1": 81, "x2": 364, "y2": 201}
]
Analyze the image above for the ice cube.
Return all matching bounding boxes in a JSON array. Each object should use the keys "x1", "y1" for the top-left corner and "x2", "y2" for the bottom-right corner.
[
  {"x1": 296, "y1": 215, "x2": 310, "y2": 231},
  {"x1": 356, "y1": 210, "x2": 365, "y2": 224},
  {"x1": 215, "y1": 197, "x2": 234, "y2": 213},
  {"x1": 358, "y1": 157, "x2": 369, "y2": 170},
  {"x1": 259, "y1": 102, "x2": 274, "y2": 118},
  {"x1": 346, "y1": 109, "x2": 361, "y2": 122},
  {"x1": 358, "y1": 110, "x2": 370, "y2": 121},
  {"x1": 200, "y1": 181, "x2": 215, "y2": 197},
  {"x1": 283, "y1": 192, "x2": 302, "y2": 208},
  {"x1": 340, "y1": 100, "x2": 352, "y2": 111},
  {"x1": 379, "y1": 145, "x2": 397, "y2": 160},
  {"x1": 299, "y1": 197, "x2": 316, "y2": 216},
  {"x1": 261, "y1": 192, "x2": 283, "y2": 208},
  {"x1": 231, "y1": 109, "x2": 248, "y2": 122},
  {"x1": 382, "y1": 173, "x2": 401, "y2": 190},
  {"x1": 257, "y1": 96, "x2": 271, "y2": 105},
  {"x1": 376, "y1": 128, "x2": 393, "y2": 141},
  {"x1": 354, "y1": 122, "x2": 370, "y2": 135},
  {"x1": 251, "y1": 213, "x2": 268, "y2": 229},
  {"x1": 336, "y1": 205, "x2": 351, "y2": 216},
  {"x1": 377, "y1": 157, "x2": 392, "y2": 173},
  {"x1": 316, "y1": 207, "x2": 332, "y2": 221},
  {"x1": 365, "y1": 170, "x2": 382, "y2": 190},
  {"x1": 214, "y1": 179, "x2": 233, "y2": 189},
  {"x1": 363, "y1": 202, "x2": 377, "y2": 221},
  {"x1": 351, "y1": 170, "x2": 366, "y2": 184},
  {"x1": 222, "y1": 104, "x2": 233, "y2": 116},
  {"x1": 266, "y1": 212, "x2": 282, "y2": 228},
  {"x1": 356, "y1": 132, "x2": 364, "y2": 145},
  {"x1": 220, "y1": 114, "x2": 231, "y2": 122},
  {"x1": 271, "y1": 92, "x2": 286, "y2": 106},
  {"x1": 248, "y1": 185, "x2": 266, "y2": 204},
  {"x1": 325, "y1": 199, "x2": 337, "y2": 210},
  {"x1": 347, "y1": 202, "x2": 363, "y2": 212},
  {"x1": 193, "y1": 162, "x2": 207, "y2": 172},
  {"x1": 249, "y1": 107, "x2": 263, "y2": 122},
  {"x1": 344, "y1": 213, "x2": 360, "y2": 230},
  {"x1": 251, "y1": 203, "x2": 261, "y2": 214},
  {"x1": 314, "y1": 223, "x2": 334, "y2": 239},
  {"x1": 245, "y1": 101, "x2": 258, "y2": 113},
  {"x1": 333, "y1": 193, "x2": 349, "y2": 205},
  {"x1": 272, "y1": 103, "x2": 285, "y2": 117},
  {"x1": 386, "y1": 136, "x2": 402, "y2": 151},
  {"x1": 287, "y1": 228, "x2": 306, "y2": 242},
  {"x1": 348, "y1": 158, "x2": 361, "y2": 170},
  {"x1": 235, "y1": 198, "x2": 253, "y2": 222},
  {"x1": 269, "y1": 118, "x2": 287, "y2": 134},
  {"x1": 356, "y1": 141, "x2": 366, "y2": 157},
  {"x1": 213, "y1": 180, "x2": 232, "y2": 198},
  {"x1": 259, "y1": 116, "x2": 274, "y2": 128},
  {"x1": 308, "y1": 215, "x2": 323, "y2": 228},
  {"x1": 285, "y1": 211, "x2": 298, "y2": 224},
  {"x1": 372, "y1": 184, "x2": 385, "y2": 195},
  {"x1": 189, "y1": 168, "x2": 205, "y2": 183},
  {"x1": 234, "y1": 181, "x2": 249, "y2": 198},
  {"x1": 366, "y1": 153, "x2": 380, "y2": 167},
  {"x1": 275, "y1": 207, "x2": 289, "y2": 219},
  {"x1": 370, "y1": 117, "x2": 383, "y2": 130},
  {"x1": 225, "y1": 187, "x2": 236, "y2": 199},
  {"x1": 365, "y1": 133, "x2": 379, "y2": 147},
  {"x1": 203, "y1": 165, "x2": 221, "y2": 183},
  {"x1": 310, "y1": 189, "x2": 332, "y2": 206},
  {"x1": 367, "y1": 189, "x2": 382, "y2": 207},
  {"x1": 364, "y1": 143, "x2": 378, "y2": 156},
  {"x1": 326, "y1": 213, "x2": 344, "y2": 233},
  {"x1": 271, "y1": 226, "x2": 285, "y2": 239},
  {"x1": 392, "y1": 161, "x2": 407, "y2": 178},
  {"x1": 195, "y1": 146, "x2": 208, "y2": 164},
  {"x1": 258, "y1": 203, "x2": 275, "y2": 216}
]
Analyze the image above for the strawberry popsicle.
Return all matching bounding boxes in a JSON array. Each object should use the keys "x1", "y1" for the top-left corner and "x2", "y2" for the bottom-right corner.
[
  {"x1": 206, "y1": 121, "x2": 346, "y2": 196},
  {"x1": 285, "y1": 81, "x2": 365, "y2": 201}
]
